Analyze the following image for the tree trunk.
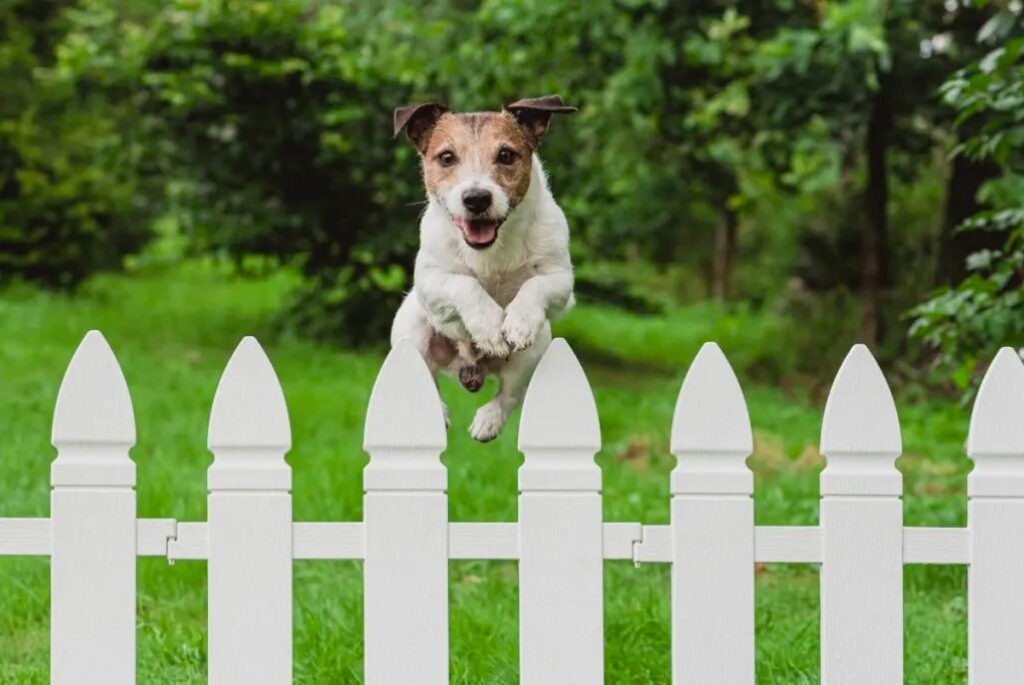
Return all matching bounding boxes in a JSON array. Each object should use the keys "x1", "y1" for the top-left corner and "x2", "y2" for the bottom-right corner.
[
  {"x1": 860, "y1": 81, "x2": 892, "y2": 347},
  {"x1": 711, "y1": 176, "x2": 739, "y2": 301},
  {"x1": 936, "y1": 153, "x2": 1001, "y2": 285}
]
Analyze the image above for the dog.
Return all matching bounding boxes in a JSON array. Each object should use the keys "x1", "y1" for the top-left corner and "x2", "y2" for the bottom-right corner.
[{"x1": 390, "y1": 95, "x2": 577, "y2": 441}]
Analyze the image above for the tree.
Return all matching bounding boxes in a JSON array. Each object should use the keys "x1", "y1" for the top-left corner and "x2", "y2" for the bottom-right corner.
[
  {"x1": 740, "y1": 0, "x2": 996, "y2": 347},
  {"x1": 910, "y1": 5, "x2": 1024, "y2": 390}
]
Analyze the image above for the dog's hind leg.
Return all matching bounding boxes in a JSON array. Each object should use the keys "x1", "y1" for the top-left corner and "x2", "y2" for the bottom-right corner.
[{"x1": 468, "y1": 323, "x2": 551, "y2": 442}]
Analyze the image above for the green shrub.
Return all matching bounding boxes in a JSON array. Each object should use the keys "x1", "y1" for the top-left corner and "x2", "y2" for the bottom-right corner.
[
  {"x1": 909, "y1": 16, "x2": 1024, "y2": 391},
  {"x1": 123, "y1": 0, "x2": 429, "y2": 343},
  {"x1": 0, "y1": 0, "x2": 148, "y2": 287}
]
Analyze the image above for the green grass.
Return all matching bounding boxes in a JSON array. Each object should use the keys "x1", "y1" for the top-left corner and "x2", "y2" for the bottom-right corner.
[{"x1": 0, "y1": 262, "x2": 970, "y2": 683}]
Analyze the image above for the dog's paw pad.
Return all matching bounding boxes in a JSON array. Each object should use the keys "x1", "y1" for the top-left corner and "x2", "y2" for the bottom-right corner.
[
  {"x1": 458, "y1": 364, "x2": 485, "y2": 393},
  {"x1": 469, "y1": 403, "x2": 506, "y2": 442}
]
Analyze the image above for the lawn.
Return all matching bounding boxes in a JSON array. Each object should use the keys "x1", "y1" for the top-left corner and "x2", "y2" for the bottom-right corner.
[{"x1": 0, "y1": 262, "x2": 970, "y2": 683}]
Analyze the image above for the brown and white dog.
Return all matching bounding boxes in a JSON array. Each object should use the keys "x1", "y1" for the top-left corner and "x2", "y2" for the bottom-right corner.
[{"x1": 390, "y1": 95, "x2": 577, "y2": 441}]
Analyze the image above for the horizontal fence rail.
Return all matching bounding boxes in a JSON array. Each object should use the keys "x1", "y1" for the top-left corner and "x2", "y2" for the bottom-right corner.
[
  {"x1": 0, "y1": 330, "x2": 1022, "y2": 684},
  {"x1": 0, "y1": 518, "x2": 975, "y2": 564}
]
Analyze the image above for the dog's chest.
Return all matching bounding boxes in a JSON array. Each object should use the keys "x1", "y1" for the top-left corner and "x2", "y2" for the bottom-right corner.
[{"x1": 475, "y1": 263, "x2": 537, "y2": 307}]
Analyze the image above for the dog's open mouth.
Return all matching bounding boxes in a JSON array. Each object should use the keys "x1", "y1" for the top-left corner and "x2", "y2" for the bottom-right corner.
[{"x1": 453, "y1": 217, "x2": 503, "y2": 249}]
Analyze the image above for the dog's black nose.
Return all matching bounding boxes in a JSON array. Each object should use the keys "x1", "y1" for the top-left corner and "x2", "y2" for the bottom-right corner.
[{"x1": 462, "y1": 188, "x2": 493, "y2": 214}]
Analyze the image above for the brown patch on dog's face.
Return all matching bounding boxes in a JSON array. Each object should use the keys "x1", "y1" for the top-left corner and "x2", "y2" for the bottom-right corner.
[{"x1": 421, "y1": 112, "x2": 535, "y2": 208}]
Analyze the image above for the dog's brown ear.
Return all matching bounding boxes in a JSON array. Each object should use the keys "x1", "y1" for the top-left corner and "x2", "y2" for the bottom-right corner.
[
  {"x1": 505, "y1": 95, "x2": 577, "y2": 140},
  {"x1": 393, "y1": 102, "x2": 449, "y2": 152}
]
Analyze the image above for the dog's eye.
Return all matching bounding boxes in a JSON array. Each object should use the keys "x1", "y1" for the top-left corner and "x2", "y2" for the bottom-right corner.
[
  {"x1": 437, "y1": 151, "x2": 457, "y2": 167},
  {"x1": 496, "y1": 147, "x2": 518, "y2": 165}
]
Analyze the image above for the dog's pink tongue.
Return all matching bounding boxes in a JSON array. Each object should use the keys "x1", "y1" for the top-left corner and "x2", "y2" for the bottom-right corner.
[
  {"x1": 469, "y1": 221, "x2": 497, "y2": 244},
  {"x1": 457, "y1": 218, "x2": 498, "y2": 245}
]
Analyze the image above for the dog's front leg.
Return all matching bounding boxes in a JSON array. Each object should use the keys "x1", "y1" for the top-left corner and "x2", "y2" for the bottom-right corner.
[
  {"x1": 417, "y1": 269, "x2": 510, "y2": 359},
  {"x1": 502, "y1": 270, "x2": 573, "y2": 350},
  {"x1": 470, "y1": 323, "x2": 552, "y2": 442}
]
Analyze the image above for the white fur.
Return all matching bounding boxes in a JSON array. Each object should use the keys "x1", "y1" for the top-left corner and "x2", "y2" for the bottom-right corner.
[
  {"x1": 440, "y1": 169, "x2": 511, "y2": 226},
  {"x1": 391, "y1": 154, "x2": 574, "y2": 441}
]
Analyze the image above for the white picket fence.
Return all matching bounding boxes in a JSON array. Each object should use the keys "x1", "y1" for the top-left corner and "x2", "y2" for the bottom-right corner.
[{"x1": 1, "y1": 330, "x2": 1022, "y2": 684}]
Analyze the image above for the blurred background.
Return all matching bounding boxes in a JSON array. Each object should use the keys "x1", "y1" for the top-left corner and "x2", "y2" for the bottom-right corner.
[
  {"x1": 0, "y1": 0, "x2": 1022, "y2": 682},
  {"x1": 2, "y1": 0, "x2": 1021, "y2": 383}
]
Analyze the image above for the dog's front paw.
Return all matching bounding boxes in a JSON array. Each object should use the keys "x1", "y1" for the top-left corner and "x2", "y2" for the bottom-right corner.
[
  {"x1": 471, "y1": 331, "x2": 510, "y2": 359},
  {"x1": 501, "y1": 304, "x2": 545, "y2": 351},
  {"x1": 469, "y1": 401, "x2": 507, "y2": 442},
  {"x1": 464, "y1": 306, "x2": 510, "y2": 359}
]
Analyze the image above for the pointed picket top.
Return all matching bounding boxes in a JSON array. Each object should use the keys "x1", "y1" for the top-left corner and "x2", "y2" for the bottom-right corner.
[
  {"x1": 967, "y1": 347, "x2": 1024, "y2": 497},
  {"x1": 208, "y1": 337, "x2": 290, "y2": 450},
  {"x1": 669, "y1": 342, "x2": 753, "y2": 495},
  {"x1": 968, "y1": 347, "x2": 1024, "y2": 457},
  {"x1": 819, "y1": 344, "x2": 902, "y2": 496},
  {"x1": 820, "y1": 345, "x2": 902, "y2": 455},
  {"x1": 363, "y1": 339, "x2": 446, "y2": 491},
  {"x1": 208, "y1": 337, "x2": 291, "y2": 491},
  {"x1": 52, "y1": 331, "x2": 135, "y2": 446},
  {"x1": 51, "y1": 331, "x2": 136, "y2": 486},
  {"x1": 518, "y1": 338, "x2": 601, "y2": 492}
]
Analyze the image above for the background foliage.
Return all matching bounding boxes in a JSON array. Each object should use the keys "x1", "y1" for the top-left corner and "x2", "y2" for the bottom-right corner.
[
  {"x1": 2, "y1": 0, "x2": 1021, "y2": 381},
  {"x1": 0, "y1": 0, "x2": 148, "y2": 286},
  {"x1": 910, "y1": 7, "x2": 1024, "y2": 390}
]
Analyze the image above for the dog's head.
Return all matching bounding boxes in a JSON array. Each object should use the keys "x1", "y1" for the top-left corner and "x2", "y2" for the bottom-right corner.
[{"x1": 394, "y1": 95, "x2": 576, "y2": 249}]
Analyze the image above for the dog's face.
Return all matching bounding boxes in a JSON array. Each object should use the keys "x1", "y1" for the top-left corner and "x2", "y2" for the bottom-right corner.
[
  {"x1": 394, "y1": 96, "x2": 576, "y2": 250},
  {"x1": 420, "y1": 111, "x2": 532, "y2": 250}
]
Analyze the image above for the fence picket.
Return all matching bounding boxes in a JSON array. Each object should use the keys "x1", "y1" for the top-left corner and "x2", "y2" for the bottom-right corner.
[
  {"x1": 50, "y1": 331, "x2": 137, "y2": 685},
  {"x1": 207, "y1": 337, "x2": 292, "y2": 684},
  {"x1": 517, "y1": 339, "x2": 603, "y2": 684},
  {"x1": 819, "y1": 344, "x2": 903, "y2": 684},
  {"x1": 670, "y1": 342, "x2": 754, "y2": 684},
  {"x1": 966, "y1": 347, "x2": 1024, "y2": 683},
  {"x1": 363, "y1": 340, "x2": 448, "y2": 685}
]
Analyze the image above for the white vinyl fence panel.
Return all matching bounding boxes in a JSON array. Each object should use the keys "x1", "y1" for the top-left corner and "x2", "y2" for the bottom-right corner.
[
  {"x1": 819, "y1": 345, "x2": 904, "y2": 684},
  {"x1": 669, "y1": 342, "x2": 754, "y2": 684},
  {"x1": 363, "y1": 341, "x2": 449, "y2": 685},
  {"x1": 966, "y1": 347, "x2": 1024, "y2": 684},
  {"x1": 1, "y1": 329, "x2": 1023, "y2": 684},
  {"x1": 207, "y1": 337, "x2": 293, "y2": 684},
  {"x1": 517, "y1": 339, "x2": 604, "y2": 684},
  {"x1": 50, "y1": 332, "x2": 137, "y2": 684}
]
